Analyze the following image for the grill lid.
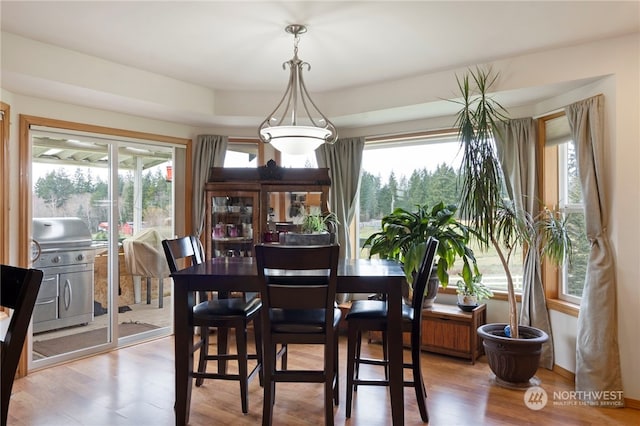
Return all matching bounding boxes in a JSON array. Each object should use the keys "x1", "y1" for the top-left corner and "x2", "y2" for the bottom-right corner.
[{"x1": 33, "y1": 217, "x2": 92, "y2": 249}]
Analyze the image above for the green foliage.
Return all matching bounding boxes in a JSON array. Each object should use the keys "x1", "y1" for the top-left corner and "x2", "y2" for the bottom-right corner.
[
  {"x1": 450, "y1": 67, "x2": 573, "y2": 337},
  {"x1": 300, "y1": 212, "x2": 339, "y2": 234},
  {"x1": 456, "y1": 273, "x2": 493, "y2": 301},
  {"x1": 453, "y1": 67, "x2": 508, "y2": 249},
  {"x1": 35, "y1": 169, "x2": 75, "y2": 209},
  {"x1": 359, "y1": 163, "x2": 461, "y2": 223},
  {"x1": 33, "y1": 166, "x2": 172, "y2": 233},
  {"x1": 362, "y1": 201, "x2": 480, "y2": 288}
]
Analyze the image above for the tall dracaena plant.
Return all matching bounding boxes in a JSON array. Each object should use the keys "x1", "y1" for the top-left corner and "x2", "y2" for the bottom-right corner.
[
  {"x1": 453, "y1": 67, "x2": 520, "y2": 335},
  {"x1": 453, "y1": 67, "x2": 571, "y2": 339}
]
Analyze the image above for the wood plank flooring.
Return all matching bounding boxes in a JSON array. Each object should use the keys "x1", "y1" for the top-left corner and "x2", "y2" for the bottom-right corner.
[{"x1": 8, "y1": 334, "x2": 639, "y2": 425}]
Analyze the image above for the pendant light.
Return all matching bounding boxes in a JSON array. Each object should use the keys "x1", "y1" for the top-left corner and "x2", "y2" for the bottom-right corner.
[{"x1": 258, "y1": 24, "x2": 337, "y2": 155}]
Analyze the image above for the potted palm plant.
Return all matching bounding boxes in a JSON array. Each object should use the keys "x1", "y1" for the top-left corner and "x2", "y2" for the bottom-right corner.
[
  {"x1": 452, "y1": 67, "x2": 571, "y2": 386},
  {"x1": 362, "y1": 201, "x2": 480, "y2": 307}
]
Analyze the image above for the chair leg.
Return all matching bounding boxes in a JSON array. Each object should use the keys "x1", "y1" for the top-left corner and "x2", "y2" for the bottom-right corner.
[
  {"x1": 262, "y1": 343, "x2": 275, "y2": 426},
  {"x1": 158, "y1": 278, "x2": 163, "y2": 308},
  {"x1": 1, "y1": 381, "x2": 9, "y2": 426},
  {"x1": 353, "y1": 330, "x2": 362, "y2": 392},
  {"x1": 411, "y1": 334, "x2": 429, "y2": 423},
  {"x1": 382, "y1": 330, "x2": 389, "y2": 381},
  {"x1": 195, "y1": 328, "x2": 209, "y2": 387},
  {"x1": 253, "y1": 316, "x2": 264, "y2": 387},
  {"x1": 217, "y1": 327, "x2": 229, "y2": 374},
  {"x1": 345, "y1": 324, "x2": 358, "y2": 418},
  {"x1": 236, "y1": 323, "x2": 250, "y2": 414},
  {"x1": 325, "y1": 342, "x2": 335, "y2": 426},
  {"x1": 281, "y1": 343, "x2": 288, "y2": 370},
  {"x1": 333, "y1": 333, "x2": 339, "y2": 406}
]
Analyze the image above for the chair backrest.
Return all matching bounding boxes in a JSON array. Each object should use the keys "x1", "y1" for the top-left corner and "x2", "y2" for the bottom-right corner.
[
  {"x1": 411, "y1": 237, "x2": 439, "y2": 326},
  {"x1": 162, "y1": 236, "x2": 204, "y2": 273},
  {"x1": 1, "y1": 264, "x2": 44, "y2": 426},
  {"x1": 254, "y1": 244, "x2": 340, "y2": 330}
]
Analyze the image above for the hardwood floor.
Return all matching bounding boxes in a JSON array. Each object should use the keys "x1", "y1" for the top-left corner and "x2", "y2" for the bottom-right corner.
[{"x1": 8, "y1": 334, "x2": 639, "y2": 425}]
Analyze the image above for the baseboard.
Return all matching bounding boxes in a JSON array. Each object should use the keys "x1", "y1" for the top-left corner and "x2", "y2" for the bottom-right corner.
[
  {"x1": 625, "y1": 398, "x2": 640, "y2": 409},
  {"x1": 552, "y1": 364, "x2": 575, "y2": 381},
  {"x1": 552, "y1": 364, "x2": 640, "y2": 410}
]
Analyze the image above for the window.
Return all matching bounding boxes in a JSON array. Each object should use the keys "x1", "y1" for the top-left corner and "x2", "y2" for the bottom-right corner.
[
  {"x1": 557, "y1": 130, "x2": 588, "y2": 302},
  {"x1": 358, "y1": 131, "x2": 522, "y2": 292},
  {"x1": 224, "y1": 138, "x2": 264, "y2": 167},
  {"x1": 279, "y1": 152, "x2": 317, "y2": 168},
  {"x1": 542, "y1": 113, "x2": 588, "y2": 305}
]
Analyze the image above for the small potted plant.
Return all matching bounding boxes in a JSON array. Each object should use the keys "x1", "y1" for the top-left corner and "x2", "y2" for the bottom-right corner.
[
  {"x1": 455, "y1": 273, "x2": 493, "y2": 311},
  {"x1": 280, "y1": 211, "x2": 339, "y2": 245}
]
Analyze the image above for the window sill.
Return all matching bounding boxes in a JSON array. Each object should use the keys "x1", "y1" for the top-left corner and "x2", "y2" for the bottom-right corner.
[
  {"x1": 546, "y1": 298, "x2": 580, "y2": 317},
  {"x1": 439, "y1": 286, "x2": 580, "y2": 317},
  {"x1": 439, "y1": 286, "x2": 522, "y2": 302}
]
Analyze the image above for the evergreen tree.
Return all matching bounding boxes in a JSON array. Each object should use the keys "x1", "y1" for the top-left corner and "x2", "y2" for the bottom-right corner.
[
  {"x1": 359, "y1": 171, "x2": 381, "y2": 221},
  {"x1": 34, "y1": 169, "x2": 75, "y2": 212}
]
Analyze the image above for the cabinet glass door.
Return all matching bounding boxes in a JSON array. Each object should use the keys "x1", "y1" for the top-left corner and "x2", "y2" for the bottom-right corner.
[
  {"x1": 211, "y1": 194, "x2": 257, "y2": 257},
  {"x1": 265, "y1": 189, "x2": 326, "y2": 237}
]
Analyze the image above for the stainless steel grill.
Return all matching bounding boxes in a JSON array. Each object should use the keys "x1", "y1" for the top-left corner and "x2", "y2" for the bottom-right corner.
[{"x1": 32, "y1": 217, "x2": 95, "y2": 333}]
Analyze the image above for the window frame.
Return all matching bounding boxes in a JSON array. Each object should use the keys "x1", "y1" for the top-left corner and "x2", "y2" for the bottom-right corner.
[{"x1": 538, "y1": 112, "x2": 581, "y2": 316}]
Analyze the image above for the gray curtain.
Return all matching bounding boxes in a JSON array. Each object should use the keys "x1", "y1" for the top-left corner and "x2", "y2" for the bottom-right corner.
[
  {"x1": 192, "y1": 135, "x2": 228, "y2": 236},
  {"x1": 566, "y1": 95, "x2": 623, "y2": 406},
  {"x1": 316, "y1": 136, "x2": 365, "y2": 261},
  {"x1": 495, "y1": 117, "x2": 554, "y2": 369}
]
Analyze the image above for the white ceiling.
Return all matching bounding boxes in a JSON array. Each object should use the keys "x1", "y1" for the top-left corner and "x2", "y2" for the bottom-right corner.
[{"x1": 1, "y1": 1, "x2": 639, "y2": 130}]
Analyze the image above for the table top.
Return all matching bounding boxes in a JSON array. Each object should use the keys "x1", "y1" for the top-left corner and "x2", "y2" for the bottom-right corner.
[{"x1": 170, "y1": 257, "x2": 406, "y2": 293}]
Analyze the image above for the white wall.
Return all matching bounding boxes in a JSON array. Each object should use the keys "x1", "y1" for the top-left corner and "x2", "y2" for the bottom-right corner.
[{"x1": 2, "y1": 33, "x2": 639, "y2": 401}]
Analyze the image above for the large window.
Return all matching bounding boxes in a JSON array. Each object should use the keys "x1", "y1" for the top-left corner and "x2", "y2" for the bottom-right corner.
[{"x1": 358, "y1": 131, "x2": 522, "y2": 292}]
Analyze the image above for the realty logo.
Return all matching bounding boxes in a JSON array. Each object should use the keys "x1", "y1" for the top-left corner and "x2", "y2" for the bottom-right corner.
[{"x1": 524, "y1": 386, "x2": 548, "y2": 410}]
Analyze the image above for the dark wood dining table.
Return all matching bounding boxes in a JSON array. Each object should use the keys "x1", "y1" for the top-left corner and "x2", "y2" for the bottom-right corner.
[{"x1": 171, "y1": 256, "x2": 407, "y2": 426}]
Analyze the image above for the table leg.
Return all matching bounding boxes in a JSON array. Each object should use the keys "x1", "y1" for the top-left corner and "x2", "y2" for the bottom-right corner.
[
  {"x1": 387, "y1": 288, "x2": 405, "y2": 425},
  {"x1": 174, "y1": 285, "x2": 194, "y2": 426}
]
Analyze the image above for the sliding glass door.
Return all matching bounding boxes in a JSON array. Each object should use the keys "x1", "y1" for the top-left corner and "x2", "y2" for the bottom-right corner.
[{"x1": 30, "y1": 128, "x2": 177, "y2": 367}]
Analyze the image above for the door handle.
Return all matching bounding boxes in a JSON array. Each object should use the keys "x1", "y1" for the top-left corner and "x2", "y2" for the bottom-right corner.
[{"x1": 63, "y1": 279, "x2": 72, "y2": 310}]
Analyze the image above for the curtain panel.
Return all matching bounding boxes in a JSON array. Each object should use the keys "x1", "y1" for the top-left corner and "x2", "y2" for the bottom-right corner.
[
  {"x1": 495, "y1": 117, "x2": 554, "y2": 369},
  {"x1": 566, "y1": 95, "x2": 624, "y2": 406},
  {"x1": 192, "y1": 135, "x2": 228, "y2": 237},
  {"x1": 317, "y1": 136, "x2": 365, "y2": 303},
  {"x1": 316, "y1": 136, "x2": 365, "y2": 261}
]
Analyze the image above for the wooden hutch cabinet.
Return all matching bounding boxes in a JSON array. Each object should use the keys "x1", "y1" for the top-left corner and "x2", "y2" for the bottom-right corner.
[{"x1": 204, "y1": 162, "x2": 331, "y2": 259}]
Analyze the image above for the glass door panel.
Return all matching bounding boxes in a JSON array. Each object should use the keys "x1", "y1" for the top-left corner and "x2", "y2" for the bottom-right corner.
[
  {"x1": 266, "y1": 190, "x2": 325, "y2": 224},
  {"x1": 31, "y1": 136, "x2": 113, "y2": 364},
  {"x1": 210, "y1": 192, "x2": 258, "y2": 258},
  {"x1": 117, "y1": 143, "x2": 174, "y2": 338}
]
